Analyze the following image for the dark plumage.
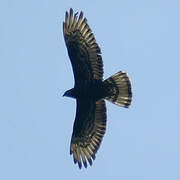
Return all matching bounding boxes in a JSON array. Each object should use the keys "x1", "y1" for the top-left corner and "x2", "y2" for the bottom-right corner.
[{"x1": 63, "y1": 8, "x2": 132, "y2": 169}]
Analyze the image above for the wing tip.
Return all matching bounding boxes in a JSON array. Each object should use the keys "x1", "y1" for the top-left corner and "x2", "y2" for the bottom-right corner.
[{"x1": 70, "y1": 143, "x2": 98, "y2": 169}]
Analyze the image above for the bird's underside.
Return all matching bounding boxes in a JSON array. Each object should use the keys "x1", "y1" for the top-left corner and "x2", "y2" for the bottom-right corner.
[{"x1": 63, "y1": 8, "x2": 132, "y2": 169}]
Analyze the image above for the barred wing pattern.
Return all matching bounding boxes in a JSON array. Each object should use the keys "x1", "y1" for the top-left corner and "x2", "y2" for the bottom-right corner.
[
  {"x1": 63, "y1": 8, "x2": 103, "y2": 87},
  {"x1": 70, "y1": 99, "x2": 106, "y2": 169},
  {"x1": 63, "y1": 9, "x2": 107, "y2": 169}
]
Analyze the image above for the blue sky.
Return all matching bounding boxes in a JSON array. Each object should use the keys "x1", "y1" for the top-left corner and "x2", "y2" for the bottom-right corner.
[{"x1": 1, "y1": 0, "x2": 180, "y2": 179}]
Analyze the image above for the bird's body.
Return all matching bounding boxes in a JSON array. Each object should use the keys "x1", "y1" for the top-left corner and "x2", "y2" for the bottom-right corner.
[
  {"x1": 63, "y1": 8, "x2": 132, "y2": 169},
  {"x1": 64, "y1": 80, "x2": 106, "y2": 100}
]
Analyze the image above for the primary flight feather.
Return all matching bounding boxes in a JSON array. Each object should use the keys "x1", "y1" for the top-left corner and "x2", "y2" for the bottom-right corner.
[{"x1": 63, "y1": 8, "x2": 132, "y2": 169}]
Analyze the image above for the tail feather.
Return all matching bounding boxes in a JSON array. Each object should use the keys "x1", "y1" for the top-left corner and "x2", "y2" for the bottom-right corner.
[{"x1": 104, "y1": 71, "x2": 132, "y2": 108}]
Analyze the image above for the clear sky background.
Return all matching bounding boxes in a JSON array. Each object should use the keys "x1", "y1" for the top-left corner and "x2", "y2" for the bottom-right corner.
[{"x1": 1, "y1": 0, "x2": 180, "y2": 179}]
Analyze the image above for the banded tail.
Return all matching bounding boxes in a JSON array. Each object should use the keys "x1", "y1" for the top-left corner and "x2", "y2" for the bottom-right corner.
[{"x1": 104, "y1": 71, "x2": 132, "y2": 108}]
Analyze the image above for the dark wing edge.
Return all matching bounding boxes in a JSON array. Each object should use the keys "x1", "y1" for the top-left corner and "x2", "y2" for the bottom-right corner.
[
  {"x1": 63, "y1": 8, "x2": 104, "y2": 84},
  {"x1": 70, "y1": 99, "x2": 107, "y2": 169}
]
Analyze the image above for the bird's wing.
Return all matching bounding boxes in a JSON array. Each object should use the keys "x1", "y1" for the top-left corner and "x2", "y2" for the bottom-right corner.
[
  {"x1": 70, "y1": 99, "x2": 107, "y2": 169},
  {"x1": 63, "y1": 8, "x2": 103, "y2": 87}
]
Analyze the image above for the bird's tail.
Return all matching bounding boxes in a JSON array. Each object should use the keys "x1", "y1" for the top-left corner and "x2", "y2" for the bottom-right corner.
[{"x1": 103, "y1": 71, "x2": 132, "y2": 108}]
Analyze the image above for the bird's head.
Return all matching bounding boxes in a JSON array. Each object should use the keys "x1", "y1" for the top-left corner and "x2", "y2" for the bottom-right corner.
[{"x1": 63, "y1": 88, "x2": 76, "y2": 98}]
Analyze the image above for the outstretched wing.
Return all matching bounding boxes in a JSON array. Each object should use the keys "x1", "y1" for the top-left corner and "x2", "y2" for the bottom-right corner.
[
  {"x1": 63, "y1": 8, "x2": 103, "y2": 87},
  {"x1": 70, "y1": 99, "x2": 107, "y2": 169}
]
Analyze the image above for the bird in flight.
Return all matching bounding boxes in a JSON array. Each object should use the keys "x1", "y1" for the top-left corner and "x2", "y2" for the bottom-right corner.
[{"x1": 63, "y1": 8, "x2": 132, "y2": 169}]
